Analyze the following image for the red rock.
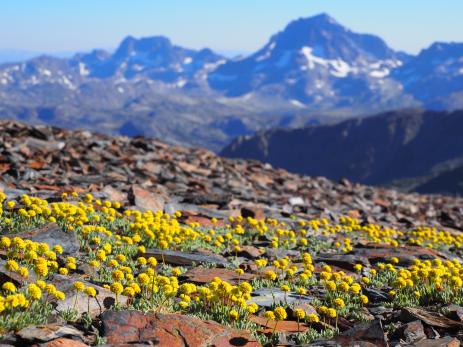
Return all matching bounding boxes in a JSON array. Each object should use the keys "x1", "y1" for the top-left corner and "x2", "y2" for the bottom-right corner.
[
  {"x1": 237, "y1": 245, "x2": 263, "y2": 259},
  {"x1": 414, "y1": 337, "x2": 460, "y2": 347},
  {"x1": 240, "y1": 206, "x2": 265, "y2": 220},
  {"x1": 128, "y1": 185, "x2": 164, "y2": 212},
  {"x1": 182, "y1": 267, "x2": 257, "y2": 284},
  {"x1": 103, "y1": 185, "x2": 127, "y2": 202},
  {"x1": 250, "y1": 315, "x2": 311, "y2": 333},
  {"x1": 43, "y1": 338, "x2": 90, "y2": 347},
  {"x1": 101, "y1": 310, "x2": 261, "y2": 346}
]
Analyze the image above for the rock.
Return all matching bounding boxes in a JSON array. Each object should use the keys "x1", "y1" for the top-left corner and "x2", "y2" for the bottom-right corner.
[
  {"x1": 51, "y1": 275, "x2": 128, "y2": 317},
  {"x1": 414, "y1": 337, "x2": 460, "y2": 347},
  {"x1": 102, "y1": 185, "x2": 126, "y2": 202},
  {"x1": 351, "y1": 243, "x2": 452, "y2": 266},
  {"x1": 143, "y1": 248, "x2": 228, "y2": 267},
  {"x1": 0, "y1": 259, "x2": 36, "y2": 286},
  {"x1": 249, "y1": 315, "x2": 312, "y2": 333},
  {"x1": 41, "y1": 338, "x2": 90, "y2": 347},
  {"x1": 265, "y1": 248, "x2": 300, "y2": 259},
  {"x1": 182, "y1": 267, "x2": 257, "y2": 284},
  {"x1": 335, "y1": 319, "x2": 387, "y2": 347},
  {"x1": 128, "y1": 185, "x2": 165, "y2": 212},
  {"x1": 400, "y1": 320, "x2": 427, "y2": 344},
  {"x1": 401, "y1": 307, "x2": 463, "y2": 329},
  {"x1": 16, "y1": 324, "x2": 84, "y2": 343},
  {"x1": 363, "y1": 288, "x2": 391, "y2": 303},
  {"x1": 240, "y1": 206, "x2": 265, "y2": 220},
  {"x1": 237, "y1": 245, "x2": 263, "y2": 259},
  {"x1": 101, "y1": 310, "x2": 261, "y2": 346},
  {"x1": 11, "y1": 223, "x2": 79, "y2": 255},
  {"x1": 444, "y1": 304, "x2": 463, "y2": 322},
  {"x1": 315, "y1": 254, "x2": 371, "y2": 271},
  {"x1": 250, "y1": 288, "x2": 314, "y2": 308}
]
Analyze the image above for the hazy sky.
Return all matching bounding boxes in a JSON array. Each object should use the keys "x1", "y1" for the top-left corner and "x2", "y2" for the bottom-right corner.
[{"x1": 1, "y1": 0, "x2": 462, "y2": 55}]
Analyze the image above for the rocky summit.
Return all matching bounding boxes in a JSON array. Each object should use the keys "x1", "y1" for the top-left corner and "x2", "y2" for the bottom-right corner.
[{"x1": 0, "y1": 120, "x2": 463, "y2": 346}]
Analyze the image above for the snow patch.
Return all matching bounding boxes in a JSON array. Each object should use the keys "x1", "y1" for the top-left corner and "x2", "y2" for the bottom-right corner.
[
  {"x1": 62, "y1": 76, "x2": 76, "y2": 90},
  {"x1": 117, "y1": 87, "x2": 124, "y2": 93},
  {"x1": 41, "y1": 69, "x2": 52, "y2": 77},
  {"x1": 176, "y1": 79, "x2": 187, "y2": 88},
  {"x1": 290, "y1": 99, "x2": 305, "y2": 108},
  {"x1": 79, "y1": 63, "x2": 90, "y2": 76},
  {"x1": 300, "y1": 47, "x2": 351, "y2": 77},
  {"x1": 370, "y1": 69, "x2": 390, "y2": 78},
  {"x1": 183, "y1": 57, "x2": 193, "y2": 65},
  {"x1": 255, "y1": 42, "x2": 276, "y2": 62}
]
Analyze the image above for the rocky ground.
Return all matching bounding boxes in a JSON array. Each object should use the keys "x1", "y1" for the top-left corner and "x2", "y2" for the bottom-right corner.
[{"x1": 0, "y1": 120, "x2": 463, "y2": 346}]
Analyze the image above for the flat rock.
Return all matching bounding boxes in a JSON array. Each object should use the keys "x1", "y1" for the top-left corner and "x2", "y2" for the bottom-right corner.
[
  {"x1": 143, "y1": 248, "x2": 228, "y2": 267},
  {"x1": 128, "y1": 185, "x2": 165, "y2": 212},
  {"x1": 250, "y1": 288, "x2": 314, "y2": 308},
  {"x1": 182, "y1": 267, "x2": 257, "y2": 284},
  {"x1": 11, "y1": 223, "x2": 79, "y2": 255},
  {"x1": 402, "y1": 307, "x2": 463, "y2": 329},
  {"x1": 414, "y1": 337, "x2": 461, "y2": 347},
  {"x1": 51, "y1": 275, "x2": 128, "y2": 317},
  {"x1": 16, "y1": 324, "x2": 83, "y2": 343},
  {"x1": 250, "y1": 315, "x2": 311, "y2": 333},
  {"x1": 40, "y1": 338, "x2": 90, "y2": 347},
  {"x1": 101, "y1": 310, "x2": 261, "y2": 346},
  {"x1": 335, "y1": 319, "x2": 387, "y2": 347}
]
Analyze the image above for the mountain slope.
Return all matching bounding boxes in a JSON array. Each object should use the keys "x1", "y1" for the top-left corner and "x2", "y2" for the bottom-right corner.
[
  {"x1": 208, "y1": 13, "x2": 415, "y2": 109},
  {"x1": 221, "y1": 109, "x2": 463, "y2": 195}
]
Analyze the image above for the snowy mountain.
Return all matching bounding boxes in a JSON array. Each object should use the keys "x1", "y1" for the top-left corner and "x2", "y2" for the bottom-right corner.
[
  {"x1": 0, "y1": 13, "x2": 462, "y2": 151},
  {"x1": 208, "y1": 14, "x2": 416, "y2": 108}
]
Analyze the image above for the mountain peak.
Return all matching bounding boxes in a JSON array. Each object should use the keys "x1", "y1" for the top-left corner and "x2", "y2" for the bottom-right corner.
[
  {"x1": 113, "y1": 35, "x2": 172, "y2": 59},
  {"x1": 305, "y1": 12, "x2": 339, "y2": 24}
]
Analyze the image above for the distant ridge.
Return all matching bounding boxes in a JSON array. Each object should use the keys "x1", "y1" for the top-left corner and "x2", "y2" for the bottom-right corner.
[{"x1": 221, "y1": 109, "x2": 463, "y2": 195}]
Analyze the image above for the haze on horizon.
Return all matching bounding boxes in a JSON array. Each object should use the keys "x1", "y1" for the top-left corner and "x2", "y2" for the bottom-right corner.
[{"x1": 1, "y1": 0, "x2": 462, "y2": 57}]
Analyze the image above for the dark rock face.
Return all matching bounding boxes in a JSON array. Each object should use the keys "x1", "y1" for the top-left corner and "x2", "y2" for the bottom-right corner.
[{"x1": 221, "y1": 109, "x2": 463, "y2": 195}]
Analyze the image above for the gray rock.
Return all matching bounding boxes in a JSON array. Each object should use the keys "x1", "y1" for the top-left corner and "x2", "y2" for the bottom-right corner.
[{"x1": 11, "y1": 223, "x2": 79, "y2": 255}]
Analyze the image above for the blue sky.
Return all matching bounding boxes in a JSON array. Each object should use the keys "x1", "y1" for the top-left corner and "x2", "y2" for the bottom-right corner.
[{"x1": 1, "y1": 0, "x2": 462, "y2": 55}]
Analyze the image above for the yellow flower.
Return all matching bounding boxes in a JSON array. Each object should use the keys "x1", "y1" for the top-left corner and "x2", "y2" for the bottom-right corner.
[
  {"x1": 229, "y1": 309, "x2": 239, "y2": 320},
  {"x1": 274, "y1": 307, "x2": 287, "y2": 321},
  {"x1": 73, "y1": 281, "x2": 85, "y2": 292},
  {"x1": 235, "y1": 268, "x2": 244, "y2": 276},
  {"x1": 85, "y1": 287, "x2": 97, "y2": 297},
  {"x1": 328, "y1": 308, "x2": 337, "y2": 318},
  {"x1": 293, "y1": 308, "x2": 305, "y2": 320},
  {"x1": 359, "y1": 295, "x2": 369, "y2": 304},
  {"x1": 110, "y1": 282, "x2": 123, "y2": 295},
  {"x1": 333, "y1": 298, "x2": 345, "y2": 308},
  {"x1": 264, "y1": 311, "x2": 275, "y2": 320},
  {"x1": 27, "y1": 284, "x2": 42, "y2": 300},
  {"x1": 307, "y1": 313, "x2": 320, "y2": 323},
  {"x1": 265, "y1": 270, "x2": 277, "y2": 281},
  {"x1": 123, "y1": 287, "x2": 135, "y2": 297},
  {"x1": 2, "y1": 282, "x2": 16, "y2": 293}
]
